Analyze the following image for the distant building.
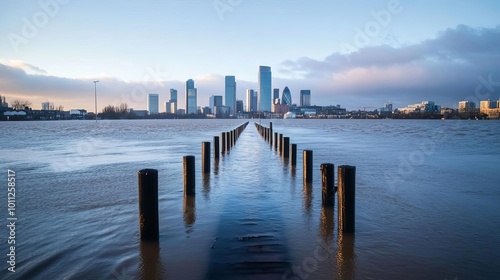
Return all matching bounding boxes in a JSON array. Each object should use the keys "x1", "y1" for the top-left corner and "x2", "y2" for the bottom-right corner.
[
  {"x1": 236, "y1": 100, "x2": 243, "y2": 114},
  {"x1": 281, "y1": 86, "x2": 292, "y2": 105},
  {"x1": 225, "y1": 76, "x2": 236, "y2": 115},
  {"x1": 398, "y1": 101, "x2": 441, "y2": 114},
  {"x1": 41, "y1": 102, "x2": 53, "y2": 110},
  {"x1": 130, "y1": 109, "x2": 148, "y2": 117},
  {"x1": 209, "y1": 95, "x2": 223, "y2": 113},
  {"x1": 480, "y1": 100, "x2": 496, "y2": 113},
  {"x1": 300, "y1": 90, "x2": 311, "y2": 107},
  {"x1": 202, "y1": 106, "x2": 212, "y2": 114},
  {"x1": 245, "y1": 89, "x2": 257, "y2": 112},
  {"x1": 258, "y1": 66, "x2": 272, "y2": 112},
  {"x1": 177, "y1": 109, "x2": 185, "y2": 115},
  {"x1": 214, "y1": 105, "x2": 229, "y2": 118},
  {"x1": 273, "y1": 88, "x2": 280, "y2": 102},
  {"x1": 186, "y1": 79, "x2": 197, "y2": 114},
  {"x1": 69, "y1": 109, "x2": 87, "y2": 119},
  {"x1": 169, "y1": 89, "x2": 178, "y2": 114},
  {"x1": 273, "y1": 103, "x2": 289, "y2": 115},
  {"x1": 165, "y1": 102, "x2": 172, "y2": 113},
  {"x1": 148, "y1": 94, "x2": 159, "y2": 114},
  {"x1": 458, "y1": 101, "x2": 476, "y2": 113}
]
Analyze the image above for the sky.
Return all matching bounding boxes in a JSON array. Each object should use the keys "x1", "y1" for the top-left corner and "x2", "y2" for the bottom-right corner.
[{"x1": 1, "y1": 0, "x2": 500, "y2": 112}]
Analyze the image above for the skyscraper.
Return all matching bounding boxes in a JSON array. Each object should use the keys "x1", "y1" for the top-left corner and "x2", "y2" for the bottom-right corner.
[
  {"x1": 148, "y1": 93, "x2": 159, "y2": 114},
  {"x1": 245, "y1": 89, "x2": 258, "y2": 112},
  {"x1": 258, "y1": 66, "x2": 272, "y2": 112},
  {"x1": 273, "y1": 88, "x2": 280, "y2": 104},
  {"x1": 209, "y1": 95, "x2": 223, "y2": 113},
  {"x1": 185, "y1": 79, "x2": 197, "y2": 114},
  {"x1": 225, "y1": 75, "x2": 236, "y2": 115},
  {"x1": 300, "y1": 90, "x2": 311, "y2": 107},
  {"x1": 236, "y1": 100, "x2": 243, "y2": 114},
  {"x1": 282, "y1": 86, "x2": 292, "y2": 105},
  {"x1": 169, "y1": 89, "x2": 178, "y2": 114}
]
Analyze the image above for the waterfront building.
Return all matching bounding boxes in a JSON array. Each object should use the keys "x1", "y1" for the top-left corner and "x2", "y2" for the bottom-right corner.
[
  {"x1": 458, "y1": 101, "x2": 476, "y2": 113},
  {"x1": 480, "y1": 100, "x2": 496, "y2": 113},
  {"x1": 398, "y1": 101, "x2": 441, "y2": 114},
  {"x1": 258, "y1": 66, "x2": 272, "y2": 112},
  {"x1": 147, "y1": 93, "x2": 159, "y2": 115},
  {"x1": 236, "y1": 100, "x2": 243, "y2": 114},
  {"x1": 186, "y1": 79, "x2": 197, "y2": 114},
  {"x1": 282, "y1": 87, "x2": 292, "y2": 106},
  {"x1": 225, "y1": 76, "x2": 236, "y2": 115},
  {"x1": 245, "y1": 89, "x2": 257, "y2": 112},
  {"x1": 273, "y1": 88, "x2": 280, "y2": 102},
  {"x1": 300, "y1": 90, "x2": 311, "y2": 107},
  {"x1": 209, "y1": 95, "x2": 223, "y2": 113}
]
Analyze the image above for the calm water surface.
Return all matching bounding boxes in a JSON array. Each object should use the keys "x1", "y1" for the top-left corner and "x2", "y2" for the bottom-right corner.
[{"x1": 0, "y1": 119, "x2": 499, "y2": 280}]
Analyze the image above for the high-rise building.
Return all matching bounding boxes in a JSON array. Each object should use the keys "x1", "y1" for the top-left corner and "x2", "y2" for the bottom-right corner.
[
  {"x1": 170, "y1": 89, "x2": 177, "y2": 102},
  {"x1": 225, "y1": 75, "x2": 236, "y2": 115},
  {"x1": 245, "y1": 89, "x2": 258, "y2": 112},
  {"x1": 165, "y1": 102, "x2": 171, "y2": 113},
  {"x1": 480, "y1": 100, "x2": 496, "y2": 113},
  {"x1": 300, "y1": 90, "x2": 311, "y2": 107},
  {"x1": 236, "y1": 100, "x2": 243, "y2": 114},
  {"x1": 209, "y1": 95, "x2": 223, "y2": 113},
  {"x1": 186, "y1": 79, "x2": 197, "y2": 114},
  {"x1": 41, "y1": 102, "x2": 52, "y2": 110},
  {"x1": 148, "y1": 93, "x2": 159, "y2": 114},
  {"x1": 273, "y1": 88, "x2": 280, "y2": 103},
  {"x1": 281, "y1": 86, "x2": 292, "y2": 105},
  {"x1": 258, "y1": 66, "x2": 272, "y2": 112},
  {"x1": 458, "y1": 101, "x2": 476, "y2": 113},
  {"x1": 169, "y1": 89, "x2": 177, "y2": 114}
]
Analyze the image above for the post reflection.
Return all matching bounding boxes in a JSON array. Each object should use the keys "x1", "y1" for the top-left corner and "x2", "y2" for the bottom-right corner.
[
  {"x1": 336, "y1": 232, "x2": 355, "y2": 280},
  {"x1": 139, "y1": 241, "x2": 164, "y2": 280},
  {"x1": 319, "y1": 206, "x2": 334, "y2": 242},
  {"x1": 183, "y1": 195, "x2": 196, "y2": 233},
  {"x1": 303, "y1": 182, "x2": 313, "y2": 216},
  {"x1": 213, "y1": 158, "x2": 219, "y2": 175},
  {"x1": 202, "y1": 173, "x2": 210, "y2": 201}
]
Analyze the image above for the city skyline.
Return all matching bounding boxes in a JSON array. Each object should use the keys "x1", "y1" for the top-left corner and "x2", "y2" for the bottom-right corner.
[{"x1": 1, "y1": 1, "x2": 500, "y2": 111}]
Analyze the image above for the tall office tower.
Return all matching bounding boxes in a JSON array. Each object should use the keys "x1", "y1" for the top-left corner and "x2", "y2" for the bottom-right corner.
[
  {"x1": 169, "y1": 89, "x2": 178, "y2": 114},
  {"x1": 258, "y1": 66, "x2": 272, "y2": 112},
  {"x1": 236, "y1": 100, "x2": 243, "y2": 114},
  {"x1": 186, "y1": 79, "x2": 197, "y2": 114},
  {"x1": 209, "y1": 95, "x2": 223, "y2": 113},
  {"x1": 166, "y1": 102, "x2": 171, "y2": 113},
  {"x1": 281, "y1": 86, "x2": 292, "y2": 105},
  {"x1": 148, "y1": 93, "x2": 159, "y2": 114},
  {"x1": 225, "y1": 75, "x2": 236, "y2": 115},
  {"x1": 273, "y1": 88, "x2": 280, "y2": 103},
  {"x1": 300, "y1": 90, "x2": 311, "y2": 107},
  {"x1": 246, "y1": 89, "x2": 256, "y2": 112}
]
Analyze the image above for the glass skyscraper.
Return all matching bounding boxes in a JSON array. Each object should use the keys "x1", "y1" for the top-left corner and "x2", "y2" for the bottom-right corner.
[
  {"x1": 300, "y1": 90, "x2": 311, "y2": 107},
  {"x1": 282, "y1": 86, "x2": 292, "y2": 105},
  {"x1": 258, "y1": 66, "x2": 272, "y2": 112},
  {"x1": 246, "y1": 89, "x2": 258, "y2": 112},
  {"x1": 225, "y1": 76, "x2": 236, "y2": 116},
  {"x1": 185, "y1": 79, "x2": 197, "y2": 114},
  {"x1": 147, "y1": 93, "x2": 159, "y2": 114}
]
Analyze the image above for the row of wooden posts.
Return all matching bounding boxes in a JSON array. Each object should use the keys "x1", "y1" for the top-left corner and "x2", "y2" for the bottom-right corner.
[
  {"x1": 137, "y1": 122, "x2": 249, "y2": 241},
  {"x1": 254, "y1": 122, "x2": 356, "y2": 234}
]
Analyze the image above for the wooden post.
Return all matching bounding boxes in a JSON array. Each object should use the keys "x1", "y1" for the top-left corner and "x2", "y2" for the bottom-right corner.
[
  {"x1": 226, "y1": 131, "x2": 230, "y2": 151},
  {"x1": 138, "y1": 169, "x2": 159, "y2": 241},
  {"x1": 321, "y1": 163, "x2": 335, "y2": 207},
  {"x1": 274, "y1": 132, "x2": 278, "y2": 151},
  {"x1": 303, "y1": 150, "x2": 313, "y2": 183},
  {"x1": 214, "y1": 136, "x2": 220, "y2": 159},
  {"x1": 183, "y1": 156, "x2": 195, "y2": 196},
  {"x1": 338, "y1": 165, "x2": 356, "y2": 233},
  {"x1": 269, "y1": 122, "x2": 273, "y2": 146},
  {"x1": 221, "y1": 132, "x2": 226, "y2": 154},
  {"x1": 283, "y1": 137, "x2": 290, "y2": 158},
  {"x1": 202, "y1": 142, "x2": 210, "y2": 174},
  {"x1": 279, "y1": 134, "x2": 283, "y2": 155},
  {"x1": 291, "y1": 144, "x2": 297, "y2": 166}
]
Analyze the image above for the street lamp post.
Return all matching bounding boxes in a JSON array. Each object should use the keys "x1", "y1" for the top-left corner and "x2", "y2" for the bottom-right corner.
[{"x1": 94, "y1": 80, "x2": 99, "y2": 123}]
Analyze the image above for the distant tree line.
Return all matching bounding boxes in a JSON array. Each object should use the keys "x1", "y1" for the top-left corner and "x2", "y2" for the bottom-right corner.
[{"x1": 100, "y1": 103, "x2": 136, "y2": 119}]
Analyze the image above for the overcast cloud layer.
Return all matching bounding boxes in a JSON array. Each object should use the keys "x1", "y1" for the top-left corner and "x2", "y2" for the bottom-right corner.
[{"x1": 1, "y1": 25, "x2": 500, "y2": 111}]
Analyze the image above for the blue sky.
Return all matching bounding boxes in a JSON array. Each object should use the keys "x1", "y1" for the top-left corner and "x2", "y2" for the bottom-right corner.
[{"x1": 1, "y1": 0, "x2": 500, "y2": 111}]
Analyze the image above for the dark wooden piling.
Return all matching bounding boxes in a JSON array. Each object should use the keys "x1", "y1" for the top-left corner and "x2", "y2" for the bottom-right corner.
[
  {"x1": 321, "y1": 163, "x2": 335, "y2": 207},
  {"x1": 221, "y1": 132, "x2": 226, "y2": 154},
  {"x1": 303, "y1": 150, "x2": 313, "y2": 183},
  {"x1": 214, "y1": 136, "x2": 220, "y2": 159},
  {"x1": 279, "y1": 134, "x2": 283, "y2": 155},
  {"x1": 138, "y1": 169, "x2": 159, "y2": 241},
  {"x1": 291, "y1": 144, "x2": 297, "y2": 166},
  {"x1": 338, "y1": 165, "x2": 356, "y2": 233},
  {"x1": 183, "y1": 155, "x2": 195, "y2": 196},
  {"x1": 274, "y1": 132, "x2": 278, "y2": 151},
  {"x1": 283, "y1": 137, "x2": 290, "y2": 158},
  {"x1": 226, "y1": 131, "x2": 230, "y2": 151},
  {"x1": 202, "y1": 142, "x2": 210, "y2": 174}
]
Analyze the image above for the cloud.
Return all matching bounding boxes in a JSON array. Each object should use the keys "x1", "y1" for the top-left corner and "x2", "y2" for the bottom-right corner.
[{"x1": 278, "y1": 25, "x2": 500, "y2": 108}]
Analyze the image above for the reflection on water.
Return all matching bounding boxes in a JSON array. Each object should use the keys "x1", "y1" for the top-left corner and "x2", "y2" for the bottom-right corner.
[
  {"x1": 303, "y1": 182, "x2": 313, "y2": 217},
  {"x1": 139, "y1": 242, "x2": 164, "y2": 280},
  {"x1": 202, "y1": 173, "x2": 210, "y2": 201},
  {"x1": 320, "y1": 206, "x2": 334, "y2": 242},
  {"x1": 336, "y1": 232, "x2": 355, "y2": 280},
  {"x1": 183, "y1": 195, "x2": 196, "y2": 232}
]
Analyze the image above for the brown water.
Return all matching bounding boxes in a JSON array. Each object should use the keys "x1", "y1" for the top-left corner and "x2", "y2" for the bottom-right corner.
[{"x1": 1, "y1": 119, "x2": 499, "y2": 279}]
